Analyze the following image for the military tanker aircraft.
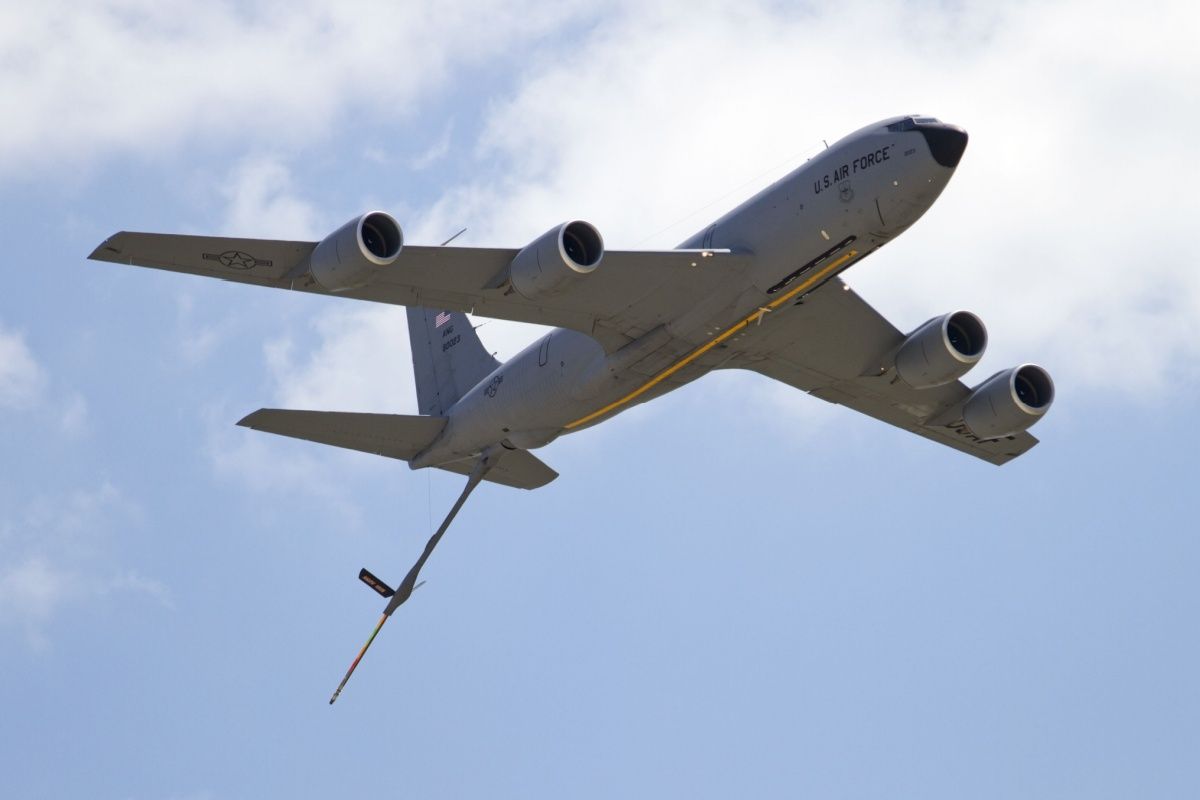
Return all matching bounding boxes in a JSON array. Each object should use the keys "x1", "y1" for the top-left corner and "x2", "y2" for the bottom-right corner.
[{"x1": 90, "y1": 115, "x2": 1054, "y2": 701}]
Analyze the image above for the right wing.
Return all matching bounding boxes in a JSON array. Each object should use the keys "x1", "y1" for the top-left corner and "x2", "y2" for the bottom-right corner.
[
  {"x1": 722, "y1": 278, "x2": 1039, "y2": 466},
  {"x1": 89, "y1": 232, "x2": 750, "y2": 353}
]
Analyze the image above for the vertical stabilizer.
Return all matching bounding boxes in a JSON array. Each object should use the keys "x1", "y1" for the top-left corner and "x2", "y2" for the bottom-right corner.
[{"x1": 406, "y1": 307, "x2": 500, "y2": 415}]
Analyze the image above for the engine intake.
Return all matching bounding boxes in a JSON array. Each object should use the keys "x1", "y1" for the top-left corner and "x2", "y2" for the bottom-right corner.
[
  {"x1": 962, "y1": 364, "x2": 1055, "y2": 440},
  {"x1": 310, "y1": 211, "x2": 403, "y2": 292},
  {"x1": 510, "y1": 221, "x2": 603, "y2": 300},
  {"x1": 895, "y1": 311, "x2": 986, "y2": 388}
]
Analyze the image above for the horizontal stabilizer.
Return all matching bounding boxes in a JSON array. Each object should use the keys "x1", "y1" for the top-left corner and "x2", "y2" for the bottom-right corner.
[
  {"x1": 238, "y1": 409, "x2": 447, "y2": 461},
  {"x1": 237, "y1": 409, "x2": 558, "y2": 490},
  {"x1": 436, "y1": 448, "x2": 558, "y2": 490}
]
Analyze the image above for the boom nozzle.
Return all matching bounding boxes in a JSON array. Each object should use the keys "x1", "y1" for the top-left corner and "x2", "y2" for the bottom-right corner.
[
  {"x1": 327, "y1": 453, "x2": 495, "y2": 705},
  {"x1": 329, "y1": 612, "x2": 389, "y2": 705}
]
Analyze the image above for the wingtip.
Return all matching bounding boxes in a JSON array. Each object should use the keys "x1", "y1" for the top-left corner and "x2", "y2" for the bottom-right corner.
[
  {"x1": 537, "y1": 469, "x2": 561, "y2": 489},
  {"x1": 235, "y1": 409, "x2": 267, "y2": 428},
  {"x1": 86, "y1": 233, "x2": 127, "y2": 263}
]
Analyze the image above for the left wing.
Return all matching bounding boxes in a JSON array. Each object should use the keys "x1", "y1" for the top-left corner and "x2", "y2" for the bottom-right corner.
[
  {"x1": 721, "y1": 277, "x2": 1039, "y2": 465},
  {"x1": 88, "y1": 232, "x2": 749, "y2": 353}
]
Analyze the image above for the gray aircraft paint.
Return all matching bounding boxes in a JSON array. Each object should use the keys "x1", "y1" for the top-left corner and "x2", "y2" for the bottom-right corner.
[
  {"x1": 406, "y1": 306, "x2": 500, "y2": 416},
  {"x1": 411, "y1": 117, "x2": 960, "y2": 468},
  {"x1": 87, "y1": 115, "x2": 1050, "y2": 698},
  {"x1": 91, "y1": 115, "x2": 1045, "y2": 475}
]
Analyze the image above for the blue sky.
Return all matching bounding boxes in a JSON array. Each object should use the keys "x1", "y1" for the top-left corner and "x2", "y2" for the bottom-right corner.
[{"x1": 2, "y1": 1, "x2": 1199, "y2": 797}]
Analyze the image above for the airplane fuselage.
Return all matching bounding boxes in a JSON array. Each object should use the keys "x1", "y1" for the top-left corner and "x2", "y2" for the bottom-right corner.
[{"x1": 411, "y1": 116, "x2": 969, "y2": 469}]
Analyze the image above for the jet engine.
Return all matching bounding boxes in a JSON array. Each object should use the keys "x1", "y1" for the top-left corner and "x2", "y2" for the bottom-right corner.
[
  {"x1": 895, "y1": 311, "x2": 987, "y2": 388},
  {"x1": 961, "y1": 364, "x2": 1055, "y2": 440},
  {"x1": 310, "y1": 211, "x2": 404, "y2": 292},
  {"x1": 510, "y1": 221, "x2": 604, "y2": 300}
]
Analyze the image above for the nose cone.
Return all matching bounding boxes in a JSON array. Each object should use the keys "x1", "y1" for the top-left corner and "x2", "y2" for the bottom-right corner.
[{"x1": 919, "y1": 123, "x2": 968, "y2": 168}]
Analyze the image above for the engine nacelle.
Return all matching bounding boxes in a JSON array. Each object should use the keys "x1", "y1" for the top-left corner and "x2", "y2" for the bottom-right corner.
[
  {"x1": 510, "y1": 221, "x2": 603, "y2": 300},
  {"x1": 310, "y1": 211, "x2": 403, "y2": 292},
  {"x1": 962, "y1": 364, "x2": 1055, "y2": 440},
  {"x1": 895, "y1": 311, "x2": 987, "y2": 388}
]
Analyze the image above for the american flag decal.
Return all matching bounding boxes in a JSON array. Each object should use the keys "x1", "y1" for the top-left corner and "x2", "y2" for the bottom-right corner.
[{"x1": 434, "y1": 311, "x2": 452, "y2": 328}]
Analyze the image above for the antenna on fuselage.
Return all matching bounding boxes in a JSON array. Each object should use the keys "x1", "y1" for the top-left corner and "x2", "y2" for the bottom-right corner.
[{"x1": 439, "y1": 227, "x2": 468, "y2": 246}]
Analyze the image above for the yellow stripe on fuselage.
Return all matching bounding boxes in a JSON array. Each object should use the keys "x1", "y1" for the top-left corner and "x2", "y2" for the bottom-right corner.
[{"x1": 563, "y1": 249, "x2": 859, "y2": 430}]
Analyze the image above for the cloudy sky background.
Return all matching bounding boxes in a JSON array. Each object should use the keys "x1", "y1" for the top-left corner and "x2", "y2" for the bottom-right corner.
[{"x1": 3, "y1": 1, "x2": 1199, "y2": 797}]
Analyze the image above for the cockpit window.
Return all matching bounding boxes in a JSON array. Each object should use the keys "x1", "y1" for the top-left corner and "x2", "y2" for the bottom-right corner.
[{"x1": 887, "y1": 116, "x2": 941, "y2": 131}]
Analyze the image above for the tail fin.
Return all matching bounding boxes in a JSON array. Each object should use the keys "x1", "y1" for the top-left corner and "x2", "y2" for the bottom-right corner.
[{"x1": 406, "y1": 307, "x2": 500, "y2": 415}]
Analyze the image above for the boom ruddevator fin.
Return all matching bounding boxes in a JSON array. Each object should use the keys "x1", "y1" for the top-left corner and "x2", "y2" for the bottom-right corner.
[{"x1": 329, "y1": 450, "x2": 498, "y2": 705}]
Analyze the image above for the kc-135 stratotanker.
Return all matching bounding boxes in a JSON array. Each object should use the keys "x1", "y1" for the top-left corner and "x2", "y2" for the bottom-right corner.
[{"x1": 90, "y1": 116, "x2": 1054, "y2": 701}]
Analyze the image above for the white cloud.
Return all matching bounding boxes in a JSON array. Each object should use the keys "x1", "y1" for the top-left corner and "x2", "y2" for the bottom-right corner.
[
  {"x1": 59, "y1": 393, "x2": 90, "y2": 437},
  {"x1": 0, "y1": 0, "x2": 589, "y2": 176},
  {"x1": 409, "y1": 0, "x2": 1200, "y2": 399},
  {"x1": 0, "y1": 323, "x2": 46, "y2": 408},
  {"x1": 219, "y1": 155, "x2": 321, "y2": 239},
  {"x1": 205, "y1": 299, "x2": 542, "y2": 498},
  {"x1": 0, "y1": 559, "x2": 169, "y2": 650},
  {"x1": 22, "y1": 482, "x2": 141, "y2": 545},
  {"x1": 172, "y1": 292, "x2": 243, "y2": 368},
  {"x1": 0, "y1": 482, "x2": 167, "y2": 649},
  {"x1": 264, "y1": 305, "x2": 416, "y2": 412},
  {"x1": 102, "y1": 570, "x2": 174, "y2": 610},
  {"x1": 0, "y1": 323, "x2": 93, "y2": 436},
  {"x1": 202, "y1": 392, "x2": 372, "y2": 532},
  {"x1": 671, "y1": 367, "x2": 842, "y2": 448},
  {"x1": 409, "y1": 119, "x2": 456, "y2": 171},
  {"x1": 205, "y1": 413, "x2": 324, "y2": 491},
  {"x1": 0, "y1": 558, "x2": 72, "y2": 643}
]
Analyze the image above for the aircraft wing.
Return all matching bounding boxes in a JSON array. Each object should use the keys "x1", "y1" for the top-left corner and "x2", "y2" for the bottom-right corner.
[
  {"x1": 88, "y1": 232, "x2": 750, "y2": 353},
  {"x1": 722, "y1": 277, "x2": 1039, "y2": 465}
]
